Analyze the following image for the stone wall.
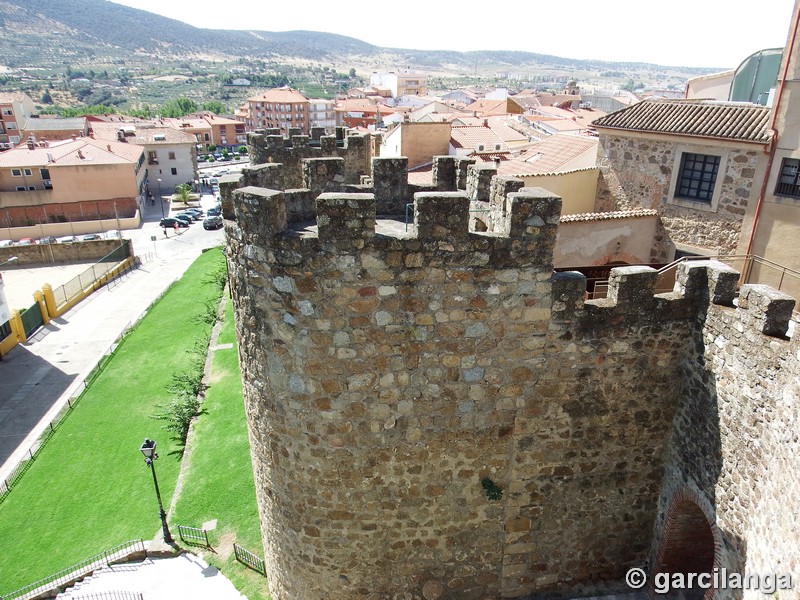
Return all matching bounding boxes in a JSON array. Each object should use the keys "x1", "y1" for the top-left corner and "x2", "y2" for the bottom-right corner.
[
  {"x1": 0, "y1": 238, "x2": 131, "y2": 266},
  {"x1": 596, "y1": 135, "x2": 762, "y2": 262},
  {"x1": 223, "y1": 181, "x2": 748, "y2": 599},
  {"x1": 247, "y1": 128, "x2": 373, "y2": 189},
  {"x1": 651, "y1": 264, "x2": 800, "y2": 599}
]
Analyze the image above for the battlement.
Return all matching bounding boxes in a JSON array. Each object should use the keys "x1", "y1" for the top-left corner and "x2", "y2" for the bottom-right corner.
[{"x1": 231, "y1": 186, "x2": 562, "y2": 269}]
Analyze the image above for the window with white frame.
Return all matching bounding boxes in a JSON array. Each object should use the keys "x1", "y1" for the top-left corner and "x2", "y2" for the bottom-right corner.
[
  {"x1": 11, "y1": 168, "x2": 21, "y2": 177},
  {"x1": 775, "y1": 157, "x2": 800, "y2": 198}
]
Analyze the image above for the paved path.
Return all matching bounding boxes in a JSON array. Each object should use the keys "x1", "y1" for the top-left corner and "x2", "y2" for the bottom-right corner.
[{"x1": 57, "y1": 554, "x2": 246, "y2": 600}]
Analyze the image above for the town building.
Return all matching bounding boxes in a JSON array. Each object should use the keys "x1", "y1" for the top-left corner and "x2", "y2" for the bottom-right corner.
[
  {"x1": 242, "y1": 87, "x2": 310, "y2": 135},
  {"x1": 90, "y1": 122, "x2": 198, "y2": 195},
  {"x1": 20, "y1": 117, "x2": 89, "y2": 144},
  {"x1": 0, "y1": 137, "x2": 145, "y2": 229},
  {"x1": 0, "y1": 92, "x2": 34, "y2": 151},
  {"x1": 308, "y1": 99, "x2": 336, "y2": 131},
  {"x1": 369, "y1": 69, "x2": 428, "y2": 97}
]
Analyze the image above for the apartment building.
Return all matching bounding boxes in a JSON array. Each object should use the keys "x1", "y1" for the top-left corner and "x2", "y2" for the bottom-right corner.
[
  {"x1": 308, "y1": 99, "x2": 336, "y2": 131},
  {"x1": 0, "y1": 137, "x2": 145, "y2": 227},
  {"x1": 243, "y1": 87, "x2": 310, "y2": 135},
  {"x1": 369, "y1": 70, "x2": 428, "y2": 97},
  {"x1": 0, "y1": 92, "x2": 35, "y2": 150}
]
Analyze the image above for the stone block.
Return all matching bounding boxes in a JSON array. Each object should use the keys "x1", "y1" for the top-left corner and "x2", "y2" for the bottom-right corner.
[
  {"x1": 414, "y1": 192, "x2": 470, "y2": 240},
  {"x1": 737, "y1": 284, "x2": 796, "y2": 337}
]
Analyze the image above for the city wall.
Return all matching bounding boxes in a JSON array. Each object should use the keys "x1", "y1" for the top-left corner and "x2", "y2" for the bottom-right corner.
[{"x1": 223, "y1": 135, "x2": 800, "y2": 600}]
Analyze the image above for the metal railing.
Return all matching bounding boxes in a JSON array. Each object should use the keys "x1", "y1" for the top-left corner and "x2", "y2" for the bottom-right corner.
[
  {"x1": 52, "y1": 245, "x2": 131, "y2": 307},
  {"x1": 233, "y1": 543, "x2": 266, "y2": 576},
  {"x1": 62, "y1": 592, "x2": 143, "y2": 600},
  {"x1": 589, "y1": 254, "x2": 800, "y2": 301},
  {"x1": 177, "y1": 525, "x2": 211, "y2": 548},
  {"x1": 0, "y1": 539, "x2": 145, "y2": 600}
]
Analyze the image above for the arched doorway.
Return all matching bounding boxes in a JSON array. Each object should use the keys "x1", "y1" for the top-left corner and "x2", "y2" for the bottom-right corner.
[{"x1": 653, "y1": 491, "x2": 719, "y2": 599}]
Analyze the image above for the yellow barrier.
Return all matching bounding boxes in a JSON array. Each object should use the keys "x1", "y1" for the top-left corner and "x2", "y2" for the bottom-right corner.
[
  {"x1": 0, "y1": 330, "x2": 17, "y2": 357},
  {"x1": 34, "y1": 290, "x2": 50, "y2": 326},
  {"x1": 9, "y1": 309, "x2": 26, "y2": 344}
]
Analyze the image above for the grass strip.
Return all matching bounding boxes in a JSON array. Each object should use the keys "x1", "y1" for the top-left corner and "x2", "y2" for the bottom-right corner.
[{"x1": 0, "y1": 247, "x2": 226, "y2": 593}]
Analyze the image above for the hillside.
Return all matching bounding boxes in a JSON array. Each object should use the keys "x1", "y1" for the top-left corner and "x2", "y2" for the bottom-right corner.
[{"x1": 0, "y1": 0, "x2": 713, "y2": 76}]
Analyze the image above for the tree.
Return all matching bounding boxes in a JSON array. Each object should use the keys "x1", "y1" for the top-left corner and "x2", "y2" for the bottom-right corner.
[
  {"x1": 40, "y1": 92, "x2": 53, "y2": 104},
  {"x1": 174, "y1": 183, "x2": 192, "y2": 205},
  {"x1": 238, "y1": 145, "x2": 247, "y2": 154},
  {"x1": 161, "y1": 97, "x2": 198, "y2": 118},
  {"x1": 202, "y1": 100, "x2": 226, "y2": 114},
  {"x1": 349, "y1": 68, "x2": 356, "y2": 78}
]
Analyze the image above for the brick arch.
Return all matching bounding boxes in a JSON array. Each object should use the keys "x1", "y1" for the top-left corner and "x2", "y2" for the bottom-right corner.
[
  {"x1": 653, "y1": 488, "x2": 722, "y2": 599},
  {"x1": 591, "y1": 252, "x2": 643, "y2": 266}
]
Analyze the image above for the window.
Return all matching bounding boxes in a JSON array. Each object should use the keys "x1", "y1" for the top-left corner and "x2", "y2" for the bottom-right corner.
[
  {"x1": 775, "y1": 158, "x2": 800, "y2": 197},
  {"x1": 171, "y1": 168, "x2": 177, "y2": 175},
  {"x1": 6, "y1": 122, "x2": 16, "y2": 130},
  {"x1": 40, "y1": 168, "x2": 50, "y2": 179},
  {"x1": 15, "y1": 186, "x2": 25, "y2": 191},
  {"x1": 11, "y1": 168, "x2": 21, "y2": 177},
  {"x1": 168, "y1": 152, "x2": 176, "y2": 160},
  {"x1": 675, "y1": 152, "x2": 720, "y2": 203},
  {"x1": 2, "y1": 108, "x2": 11, "y2": 116},
  {"x1": 23, "y1": 168, "x2": 32, "y2": 176},
  {"x1": 148, "y1": 151, "x2": 158, "y2": 165}
]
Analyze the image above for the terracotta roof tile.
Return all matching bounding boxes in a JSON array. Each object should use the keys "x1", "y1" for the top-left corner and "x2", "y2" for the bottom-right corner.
[
  {"x1": 0, "y1": 137, "x2": 143, "y2": 168},
  {"x1": 591, "y1": 99, "x2": 772, "y2": 143},
  {"x1": 247, "y1": 86, "x2": 309, "y2": 103},
  {"x1": 559, "y1": 208, "x2": 658, "y2": 223}
]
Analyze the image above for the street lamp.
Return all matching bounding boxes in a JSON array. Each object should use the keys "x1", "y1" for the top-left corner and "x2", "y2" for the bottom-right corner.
[
  {"x1": 139, "y1": 438, "x2": 173, "y2": 544},
  {"x1": 156, "y1": 178, "x2": 165, "y2": 219},
  {"x1": 0, "y1": 256, "x2": 18, "y2": 267}
]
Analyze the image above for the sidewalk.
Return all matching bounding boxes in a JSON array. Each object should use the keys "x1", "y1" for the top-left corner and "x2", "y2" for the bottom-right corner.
[{"x1": 0, "y1": 235, "x2": 219, "y2": 482}]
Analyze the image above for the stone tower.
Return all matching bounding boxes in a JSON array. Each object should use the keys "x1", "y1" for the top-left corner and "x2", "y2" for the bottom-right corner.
[{"x1": 224, "y1": 137, "x2": 800, "y2": 599}]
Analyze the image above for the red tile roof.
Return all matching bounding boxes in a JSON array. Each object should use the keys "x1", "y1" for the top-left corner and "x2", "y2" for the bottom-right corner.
[
  {"x1": 560, "y1": 208, "x2": 658, "y2": 223},
  {"x1": 591, "y1": 99, "x2": 772, "y2": 143},
  {"x1": 0, "y1": 137, "x2": 143, "y2": 168},
  {"x1": 248, "y1": 86, "x2": 309, "y2": 104}
]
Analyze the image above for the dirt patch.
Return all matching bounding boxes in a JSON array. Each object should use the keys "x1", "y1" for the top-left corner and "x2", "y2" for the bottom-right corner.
[{"x1": 217, "y1": 531, "x2": 236, "y2": 561}]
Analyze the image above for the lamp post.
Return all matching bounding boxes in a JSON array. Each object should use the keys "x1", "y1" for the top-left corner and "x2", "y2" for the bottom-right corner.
[
  {"x1": 156, "y1": 178, "x2": 165, "y2": 219},
  {"x1": 0, "y1": 256, "x2": 18, "y2": 267},
  {"x1": 139, "y1": 438, "x2": 173, "y2": 544}
]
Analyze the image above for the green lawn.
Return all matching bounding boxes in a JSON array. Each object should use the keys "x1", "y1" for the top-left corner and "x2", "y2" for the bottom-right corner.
[
  {"x1": 0, "y1": 247, "x2": 228, "y2": 594},
  {"x1": 170, "y1": 296, "x2": 270, "y2": 599}
]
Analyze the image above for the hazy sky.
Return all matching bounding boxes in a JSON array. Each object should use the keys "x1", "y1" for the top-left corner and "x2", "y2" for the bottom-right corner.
[{"x1": 108, "y1": 0, "x2": 797, "y2": 70}]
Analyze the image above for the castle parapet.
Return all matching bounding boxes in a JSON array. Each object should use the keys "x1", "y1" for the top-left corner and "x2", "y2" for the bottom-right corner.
[
  {"x1": 737, "y1": 284, "x2": 796, "y2": 337},
  {"x1": 414, "y1": 192, "x2": 469, "y2": 239},
  {"x1": 316, "y1": 193, "x2": 375, "y2": 247},
  {"x1": 303, "y1": 157, "x2": 345, "y2": 194},
  {"x1": 432, "y1": 156, "x2": 457, "y2": 191},
  {"x1": 233, "y1": 186, "x2": 287, "y2": 238},
  {"x1": 606, "y1": 265, "x2": 658, "y2": 307},
  {"x1": 675, "y1": 260, "x2": 739, "y2": 306},
  {"x1": 242, "y1": 163, "x2": 284, "y2": 191}
]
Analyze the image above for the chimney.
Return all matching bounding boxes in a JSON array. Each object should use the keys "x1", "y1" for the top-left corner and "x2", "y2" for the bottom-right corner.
[
  {"x1": 47, "y1": 152, "x2": 54, "y2": 163},
  {"x1": 26, "y1": 137, "x2": 35, "y2": 150},
  {"x1": 77, "y1": 149, "x2": 85, "y2": 159},
  {"x1": 107, "y1": 144, "x2": 112, "y2": 152}
]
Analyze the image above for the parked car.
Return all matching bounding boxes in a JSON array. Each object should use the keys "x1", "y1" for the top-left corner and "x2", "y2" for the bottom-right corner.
[
  {"x1": 16, "y1": 237, "x2": 35, "y2": 246},
  {"x1": 104, "y1": 229, "x2": 122, "y2": 240},
  {"x1": 207, "y1": 206, "x2": 222, "y2": 217},
  {"x1": 174, "y1": 212, "x2": 197, "y2": 223},
  {"x1": 0, "y1": 239, "x2": 14, "y2": 248},
  {"x1": 159, "y1": 217, "x2": 189, "y2": 228},
  {"x1": 81, "y1": 233, "x2": 103, "y2": 241},
  {"x1": 56, "y1": 235, "x2": 78, "y2": 243},
  {"x1": 203, "y1": 215, "x2": 223, "y2": 230},
  {"x1": 183, "y1": 208, "x2": 204, "y2": 217},
  {"x1": 38, "y1": 236, "x2": 57, "y2": 245}
]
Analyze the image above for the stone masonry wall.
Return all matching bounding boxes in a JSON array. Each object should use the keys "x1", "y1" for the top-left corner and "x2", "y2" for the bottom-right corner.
[
  {"x1": 651, "y1": 263, "x2": 800, "y2": 599},
  {"x1": 247, "y1": 128, "x2": 373, "y2": 189},
  {"x1": 596, "y1": 135, "x2": 762, "y2": 262},
  {"x1": 224, "y1": 183, "x2": 728, "y2": 599}
]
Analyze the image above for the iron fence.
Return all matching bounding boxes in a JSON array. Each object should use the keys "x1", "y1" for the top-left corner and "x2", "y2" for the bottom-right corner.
[
  {"x1": 52, "y1": 245, "x2": 131, "y2": 308},
  {"x1": 0, "y1": 539, "x2": 145, "y2": 600},
  {"x1": 233, "y1": 543, "x2": 266, "y2": 576},
  {"x1": 177, "y1": 525, "x2": 211, "y2": 548},
  {"x1": 63, "y1": 592, "x2": 144, "y2": 600}
]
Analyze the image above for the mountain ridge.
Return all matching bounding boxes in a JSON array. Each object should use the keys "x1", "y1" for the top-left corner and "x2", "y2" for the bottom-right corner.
[{"x1": 0, "y1": 0, "x2": 716, "y2": 75}]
